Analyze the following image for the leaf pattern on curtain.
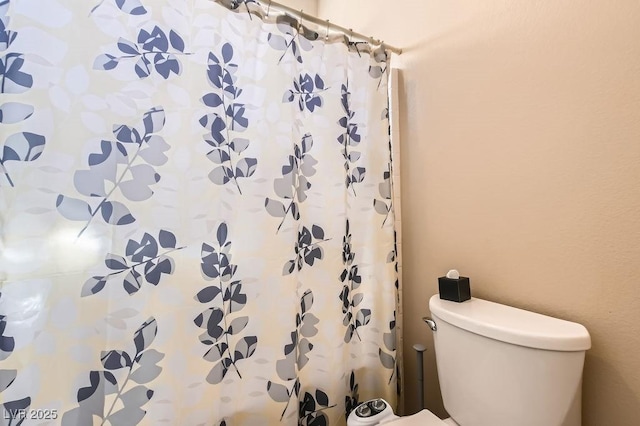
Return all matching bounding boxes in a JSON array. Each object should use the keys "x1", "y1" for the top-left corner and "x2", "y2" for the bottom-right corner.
[
  {"x1": 299, "y1": 388, "x2": 335, "y2": 426},
  {"x1": 56, "y1": 107, "x2": 167, "y2": 237},
  {"x1": 61, "y1": 318, "x2": 164, "y2": 426},
  {"x1": 339, "y1": 220, "x2": 371, "y2": 343},
  {"x1": 373, "y1": 166, "x2": 393, "y2": 227},
  {"x1": 379, "y1": 312, "x2": 397, "y2": 384},
  {"x1": 377, "y1": 104, "x2": 399, "y2": 383},
  {"x1": 1, "y1": 396, "x2": 31, "y2": 426},
  {"x1": 369, "y1": 49, "x2": 389, "y2": 89},
  {"x1": 344, "y1": 371, "x2": 360, "y2": 419},
  {"x1": 338, "y1": 80, "x2": 366, "y2": 195},
  {"x1": 267, "y1": 15, "x2": 314, "y2": 65},
  {"x1": 267, "y1": 289, "x2": 324, "y2": 421},
  {"x1": 284, "y1": 74, "x2": 326, "y2": 113},
  {"x1": 0, "y1": 291, "x2": 32, "y2": 425},
  {"x1": 0, "y1": 301, "x2": 14, "y2": 362},
  {"x1": 0, "y1": 4, "x2": 46, "y2": 188},
  {"x1": 265, "y1": 133, "x2": 317, "y2": 233},
  {"x1": 1, "y1": 0, "x2": 397, "y2": 424},
  {"x1": 283, "y1": 225, "x2": 329, "y2": 276},
  {"x1": 90, "y1": 0, "x2": 148, "y2": 16},
  {"x1": 196, "y1": 223, "x2": 258, "y2": 384},
  {"x1": 200, "y1": 42, "x2": 257, "y2": 193},
  {"x1": 81, "y1": 229, "x2": 184, "y2": 297},
  {"x1": 94, "y1": 26, "x2": 187, "y2": 79},
  {"x1": 218, "y1": 0, "x2": 251, "y2": 9}
]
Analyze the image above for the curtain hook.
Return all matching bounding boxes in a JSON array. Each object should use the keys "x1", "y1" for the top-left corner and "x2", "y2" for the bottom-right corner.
[
  {"x1": 325, "y1": 19, "x2": 330, "y2": 41},
  {"x1": 298, "y1": 9, "x2": 304, "y2": 32},
  {"x1": 266, "y1": 0, "x2": 271, "y2": 17}
]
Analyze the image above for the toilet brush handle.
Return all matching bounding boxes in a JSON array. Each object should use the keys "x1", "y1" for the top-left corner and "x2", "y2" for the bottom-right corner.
[{"x1": 413, "y1": 344, "x2": 426, "y2": 410}]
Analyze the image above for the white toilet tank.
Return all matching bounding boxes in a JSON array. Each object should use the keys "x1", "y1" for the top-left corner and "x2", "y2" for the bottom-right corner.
[{"x1": 429, "y1": 295, "x2": 591, "y2": 426}]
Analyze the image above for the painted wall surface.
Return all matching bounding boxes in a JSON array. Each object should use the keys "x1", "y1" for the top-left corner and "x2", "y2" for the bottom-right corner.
[
  {"x1": 277, "y1": 0, "x2": 317, "y2": 16},
  {"x1": 318, "y1": 1, "x2": 640, "y2": 424}
]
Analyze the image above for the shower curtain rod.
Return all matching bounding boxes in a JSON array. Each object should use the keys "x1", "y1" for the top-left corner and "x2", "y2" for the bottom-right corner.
[{"x1": 258, "y1": 0, "x2": 403, "y2": 55}]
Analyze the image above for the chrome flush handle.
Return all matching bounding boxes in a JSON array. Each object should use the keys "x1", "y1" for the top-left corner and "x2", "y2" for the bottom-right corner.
[{"x1": 422, "y1": 317, "x2": 437, "y2": 331}]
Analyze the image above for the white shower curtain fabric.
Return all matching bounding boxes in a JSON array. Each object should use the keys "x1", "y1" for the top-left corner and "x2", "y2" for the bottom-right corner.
[{"x1": 0, "y1": 0, "x2": 398, "y2": 425}]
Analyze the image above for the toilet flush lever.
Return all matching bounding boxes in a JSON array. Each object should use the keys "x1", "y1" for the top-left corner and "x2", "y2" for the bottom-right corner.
[{"x1": 422, "y1": 317, "x2": 437, "y2": 331}]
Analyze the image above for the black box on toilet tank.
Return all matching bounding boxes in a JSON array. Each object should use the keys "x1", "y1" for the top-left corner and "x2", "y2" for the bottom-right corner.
[{"x1": 438, "y1": 275, "x2": 471, "y2": 302}]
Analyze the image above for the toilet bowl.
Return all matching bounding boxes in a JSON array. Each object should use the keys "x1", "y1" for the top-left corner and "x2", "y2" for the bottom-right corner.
[{"x1": 348, "y1": 295, "x2": 591, "y2": 426}]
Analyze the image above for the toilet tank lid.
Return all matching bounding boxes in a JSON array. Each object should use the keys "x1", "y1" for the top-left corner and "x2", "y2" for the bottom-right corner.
[{"x1": 429, "y1": 295, "x2": 591, "y2": 351}]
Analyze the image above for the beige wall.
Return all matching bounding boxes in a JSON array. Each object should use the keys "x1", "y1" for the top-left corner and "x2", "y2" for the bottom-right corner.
[
  {"x1": 318, "y1": 1, "x2": 640, "y2": 425},
  {"x1": 277, "y1": 0, "x2": 317, "y2": 15}
]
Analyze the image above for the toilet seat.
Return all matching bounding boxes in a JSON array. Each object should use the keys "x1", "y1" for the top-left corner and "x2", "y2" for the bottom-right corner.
[
  {"x1": 346, "y1": 399, "x2": 458, "y2": 426},
  {"x1": 383, "y1": 410, "x2": 449, "y2": 425}
]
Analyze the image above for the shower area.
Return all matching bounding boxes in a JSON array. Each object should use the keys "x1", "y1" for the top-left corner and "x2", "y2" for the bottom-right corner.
[{"x1": 0, "y1": 0, "x2": 401, "y2": 424}]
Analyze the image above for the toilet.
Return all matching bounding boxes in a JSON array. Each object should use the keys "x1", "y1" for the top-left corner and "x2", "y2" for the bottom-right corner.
[{"x1": 348, "y1": 294, "x2": 591, "y2": 426}]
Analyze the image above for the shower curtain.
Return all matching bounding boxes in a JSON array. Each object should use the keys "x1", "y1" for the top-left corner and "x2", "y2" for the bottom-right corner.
[{"x1": 0, "y1": 0, "x2": 398, "y2": 424}]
